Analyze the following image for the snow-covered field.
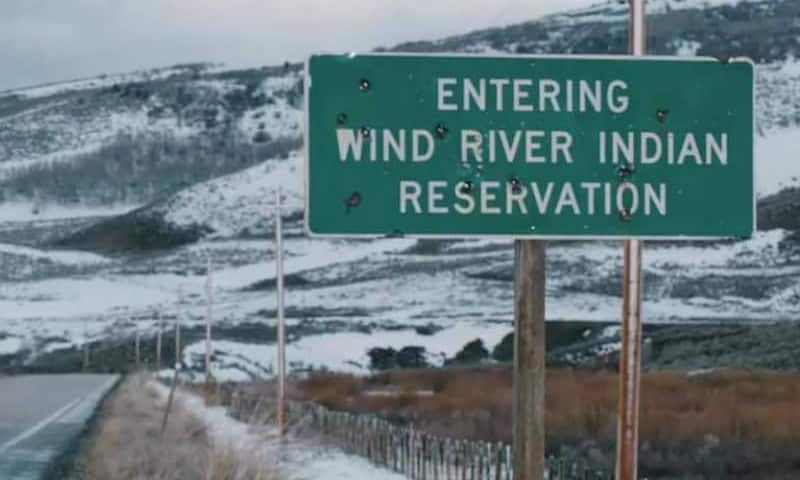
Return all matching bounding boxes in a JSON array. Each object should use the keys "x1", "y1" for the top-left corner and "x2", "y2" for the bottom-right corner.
[
  {"x1": 1, "y1": 221, "x2": 797, "y2": 377},
  {"x1": 0, "y1": 0, "x2": 799, "y2": 379},
  {"x1": 0, "y1": 137, "x2": 797, "y2": 376},
  {"x1": 183, "y1": 322, "x2": 512, "y2": 380}
]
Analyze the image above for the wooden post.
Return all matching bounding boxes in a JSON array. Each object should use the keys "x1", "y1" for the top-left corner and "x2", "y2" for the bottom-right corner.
[
  {"x1": 155, "y1": 312, "x2": 162, "y2": 372},
  {"x1": 275, "y1": 187, "x2": 287, "y2": 436},
  {"x1": 205, "y1": 252, "x2": 214, "y2": 396},
  {"x1": 175, "y1": 317, "x2": 182, "y2": 379},
  {"x1": 82, "y1": 318, "x2": 90, "y2": 372},
  {"x1": 135, "y1": 326, "x2": 141, "y2": 371},
  {"x1": 82, "y1": 342, "x2": 90, "y2": 372},
  {"x1": 616, "y1": 2, "x2": 646, "y2": 480},
  {"x1": 512, "y1": 240, "x2": 546, "y2": 480},
  {"x1": 176, "y1": 288, "x2": 183, "y2": 386},
  {"x1": 161, "y1": 323, "x2": 180, "y2": 436}
]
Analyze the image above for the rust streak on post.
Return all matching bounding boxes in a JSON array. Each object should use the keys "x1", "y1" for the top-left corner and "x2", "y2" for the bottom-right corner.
[
  {"x1": 616, "y1": 2, "x2": 646, "y2": 479},
  {"x1": 617, "y1": 239, "x2": 643, "y2": 480},
  {"x1": 512, "y1": 239, "x2": 546, "y2": 480}
]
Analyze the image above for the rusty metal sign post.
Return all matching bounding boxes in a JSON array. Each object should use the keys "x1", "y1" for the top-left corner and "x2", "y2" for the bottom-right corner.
[{"x1": 617, "y1": 2, "x2": 646, "y2": 479}]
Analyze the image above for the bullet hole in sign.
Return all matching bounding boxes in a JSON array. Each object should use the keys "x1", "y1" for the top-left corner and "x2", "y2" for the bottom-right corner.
[{"x1": 345, "y1": 192, "x2": 362, "y2": 213}]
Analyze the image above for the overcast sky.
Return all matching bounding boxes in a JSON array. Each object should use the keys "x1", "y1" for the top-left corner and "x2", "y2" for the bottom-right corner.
[{"x1": 0, "y1": 0, "x2": 597, "y2": 91}]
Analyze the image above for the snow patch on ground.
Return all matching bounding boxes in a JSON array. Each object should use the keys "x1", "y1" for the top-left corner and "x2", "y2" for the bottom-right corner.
[
  {"x1": 0, "y1": 243, "x2": 109, "y2": 266},
  {"x1": 185, "y1": 322, "x2": 512, "y2": 380},
  {"x1": 756, "y1": 127, "x2": 800, "y2": 197},
  {"x1": 212, "y1": 237, "x2": 415, "y2": 290},
  {"x1": 0, "y1": 277, "x2": 174, "y2": 321},
  {"x1": 0, "y1": 336, "x2": 23, "y2": 355},
  {"x1": 779, "y1": 57, "x2": 800, "y2": 77},
  {"x1": 160, "y1": 152, "x2": 303, "y2": 238},
  {"x1": 599, "y1": 325, "x2": 621, "y2": 339},
  {"x1": 552, "y1": 230, "x2": 791, "y2": 271},
  {"x1": 673, "y1": 40, "x2": 702, "y2": 57},
  {"x1": 644, "y1": 230, "x2": 790, "y2": 269},
  {"x1": 0, "y1": 203, "x2": 136, "y2": 223}
]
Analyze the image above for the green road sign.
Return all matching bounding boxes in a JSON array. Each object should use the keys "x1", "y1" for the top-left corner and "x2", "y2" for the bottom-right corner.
[{"x1": 305, "y1": 53, "x2": 754, "y2": 239}]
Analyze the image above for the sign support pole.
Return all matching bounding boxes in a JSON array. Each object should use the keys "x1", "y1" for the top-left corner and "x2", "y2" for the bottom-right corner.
[
  {"x1": 275, "y1": 187, "x2": 287, "y2": 436},
  {"x1": 512, "y1": 239, "x2": 546, "y2": 480},
  {"x1": 616, "y1": 2, "x2": 646, "y2": 479}
]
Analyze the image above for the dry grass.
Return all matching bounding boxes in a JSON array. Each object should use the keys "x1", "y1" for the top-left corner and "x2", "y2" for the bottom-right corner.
[
  {"x1": 71, "y1": 377, "x2": 280, "y2": 480},
  {"x1": 288, "y1": 368, "x2": 800, "y2": 446}
]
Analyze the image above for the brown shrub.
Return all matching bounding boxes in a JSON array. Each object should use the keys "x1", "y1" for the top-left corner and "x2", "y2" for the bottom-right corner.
[
  {"x1": 72, "y1": 377, "x2": 280, "y2": 480},
  {"x1": 284, "y1": 368, "x2": 800, "y2": 447}
]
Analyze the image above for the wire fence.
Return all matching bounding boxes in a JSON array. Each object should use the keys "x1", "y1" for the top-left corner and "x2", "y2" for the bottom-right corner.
[{"x1": 229, "y1": 391, "x2": 610, "y2": 480}]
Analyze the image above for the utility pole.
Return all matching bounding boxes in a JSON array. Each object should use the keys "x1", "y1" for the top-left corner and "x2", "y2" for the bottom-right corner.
[
  {"x1": 512, "y1": 240, "x2": 546, "y2": 480},
  {"x1": 175, "y1": 318, "x2": 182, "y2": 378},
  {"x1": 205, "y1": 252, "x2": 214, "y2": 395},
  {"x1": 275, "y1": 188, "x2": 287, "y2": 436},
  {"x1": 162, "y1": 311, "x2": 182, "y2": 436},
  {"x1": 616, "y1": 2, "x2": 646, "y2": 480},
  {"x1": 156, "y1": 311, "x2": 162, "y2": 372},
  {"x1": 176, "y1": 287, "x2": 183, "y2": 386},
  {"x1": 135, "y1": 324, "x2": 141, "y2": 372},
  {"x1": 82, "y1": 318, "x2": 90, "y2": 372}
]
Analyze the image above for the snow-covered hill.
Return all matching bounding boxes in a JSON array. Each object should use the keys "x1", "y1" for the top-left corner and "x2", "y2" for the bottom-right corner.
[
  {"x1": 0, "y1": 63, "x2": 303, "y2": 208},
  {"x1": 158, "y1": 152, "x2": 304, "y2": 239},
  {"x1": 1, "y1": 0, "x2": 799, "y2": 379}
]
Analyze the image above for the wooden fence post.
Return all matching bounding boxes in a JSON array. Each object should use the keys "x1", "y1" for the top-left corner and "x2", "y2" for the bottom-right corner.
[{"x1": 276, "y1": 400, "x2": 609, "y2": 480}]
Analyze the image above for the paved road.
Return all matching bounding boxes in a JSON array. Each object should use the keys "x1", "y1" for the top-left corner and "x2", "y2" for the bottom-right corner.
[{"x1": 0, "y1": 374, "x2": 118, "y2": 479}]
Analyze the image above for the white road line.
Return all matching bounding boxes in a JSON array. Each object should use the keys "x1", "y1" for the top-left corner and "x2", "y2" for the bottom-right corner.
[
  {"x1": 0, "y1": 396, "x2": 83, "y2": 454},
  {"x1": 57, "y1": 376, "x2": 117, "y2": 424}
]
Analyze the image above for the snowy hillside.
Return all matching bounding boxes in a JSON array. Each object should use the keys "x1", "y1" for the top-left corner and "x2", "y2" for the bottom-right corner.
[
  {"x1": 0, "y1": 62, "x2": 303, "y2": 208},
  {"x1": 1, "y1": 0, "x2": 799, "y2": 380},
  {"x1": 158, "y1": 152, "x2": 304, "y2": 239}
]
